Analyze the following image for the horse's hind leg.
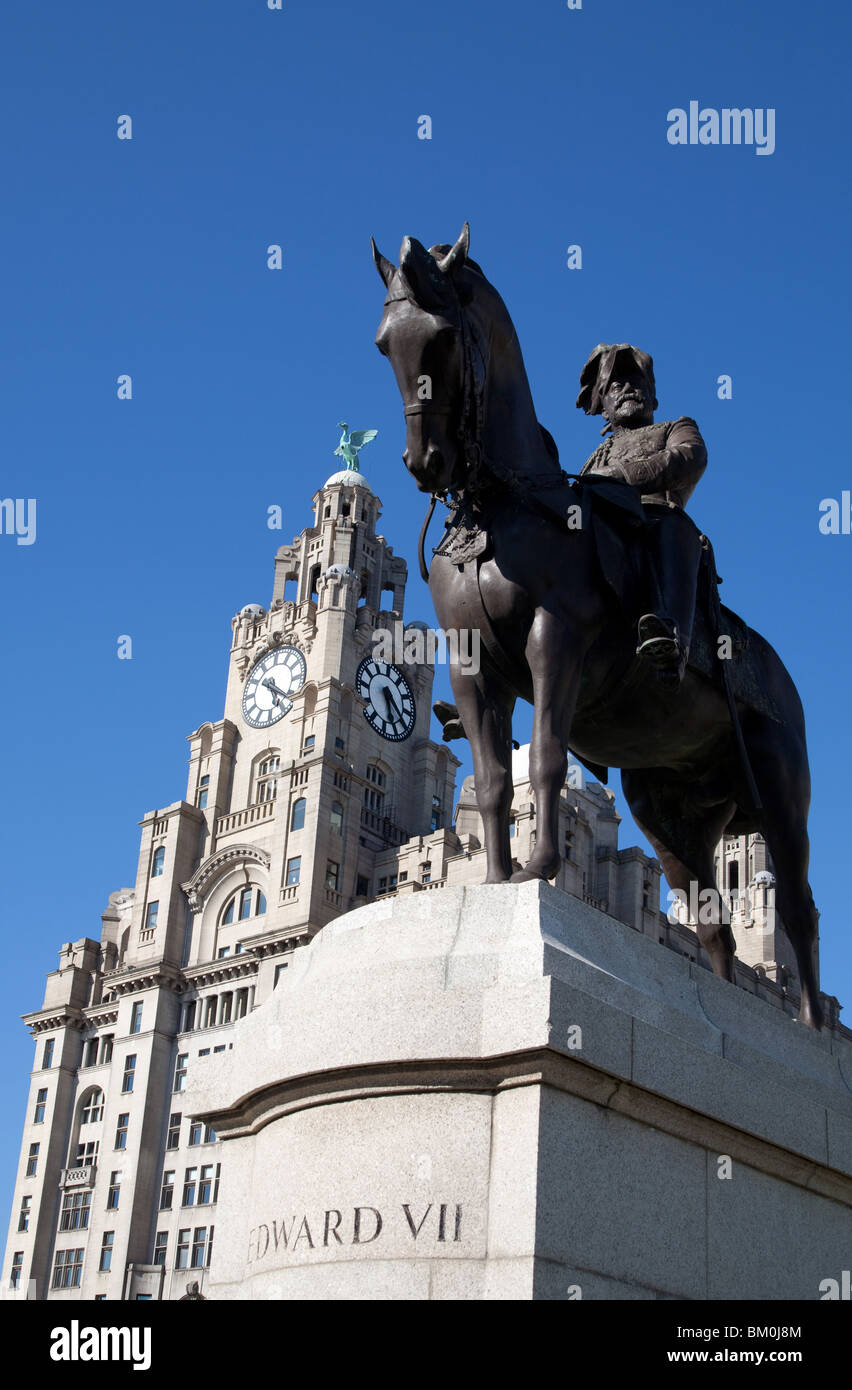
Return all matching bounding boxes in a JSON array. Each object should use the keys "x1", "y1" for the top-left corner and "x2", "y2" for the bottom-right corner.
[
  {"x1": 450, "y1": 660, "x2": 515, "y2": 883},
  {"x1": 621, "y1": 768, "x2": 737, "y2": 980},
  {"x1": 744, "y1": 719, "x2": 823, "y2": 1029}
]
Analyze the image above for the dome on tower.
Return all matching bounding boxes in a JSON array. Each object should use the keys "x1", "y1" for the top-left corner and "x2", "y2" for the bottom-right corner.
[{"x1": 323, "y1": 469, "x2": 372, "y2": 491}]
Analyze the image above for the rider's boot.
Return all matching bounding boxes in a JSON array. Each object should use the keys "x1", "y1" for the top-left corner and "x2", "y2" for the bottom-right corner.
[
  {"x1": 636, "y1": 613, "x2": 687, "y2": 687},
  {"x1": 636, "y1": 509, "x2": 702, "y2": 688}
]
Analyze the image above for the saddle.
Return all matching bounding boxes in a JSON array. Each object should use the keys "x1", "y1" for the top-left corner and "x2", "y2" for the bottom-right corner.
[
  {"x1": 576, "y1": 479, "x2": 782, "y2": 723},
  {"x1": 434, "y1": 474, "x2": 783, "y2": 727}
]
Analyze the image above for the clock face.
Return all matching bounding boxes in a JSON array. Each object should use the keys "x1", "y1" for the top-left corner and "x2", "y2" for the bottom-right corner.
[
  {"x1": 356, "y1": 658, "x2": 416, "y2": 741},
  {"x1": 242, "y1": 646, "x2": 306, "y2": 728}
]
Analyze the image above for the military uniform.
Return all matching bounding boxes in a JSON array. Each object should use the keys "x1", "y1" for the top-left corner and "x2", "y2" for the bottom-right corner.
[
  {"x1": 577, "y1": 345, "x2": 706, "y2": 685},
  {"x1": 579, "y1": 417, "x2": 707, "y2": 508}
]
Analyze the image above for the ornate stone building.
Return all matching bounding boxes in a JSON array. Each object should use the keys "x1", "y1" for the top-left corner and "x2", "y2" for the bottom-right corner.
[{"x1": 3, "y1": 466, "x2": 845, "y2": 1301}]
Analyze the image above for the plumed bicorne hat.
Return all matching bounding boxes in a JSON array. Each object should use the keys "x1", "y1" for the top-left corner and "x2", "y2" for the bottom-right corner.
[{"x1": 576, "y1": 343, "x2": 657, "y2": 416}]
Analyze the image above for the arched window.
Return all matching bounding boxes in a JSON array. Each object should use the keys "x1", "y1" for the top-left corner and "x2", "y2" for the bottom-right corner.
[
  {"x1": 330, "y1": 801, "x2": 344, "y2": 834},
  {"x1": 256, "y1": 755, "x2": 280, "y2": 804},
  {"x1": 291, "y1": 798, "x2": 306, "y2": 831},
  {"x1": 220, "y1": 886, "x2": 267, "y2": 926},
  {"x1": 152, "y1": 847, "x2": 165, "y2": 878},
  {"x1": 364, "y1": 764, "x2": 385, "y2": 813},
  {"x1": 81, "y1": 1090, "x2": 104, "y2": 1125}
]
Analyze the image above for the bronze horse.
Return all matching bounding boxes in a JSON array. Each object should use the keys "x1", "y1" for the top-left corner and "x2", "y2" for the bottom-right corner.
[{"x1": 372, "y1": 224, "x2": 823, "y2": 1029}]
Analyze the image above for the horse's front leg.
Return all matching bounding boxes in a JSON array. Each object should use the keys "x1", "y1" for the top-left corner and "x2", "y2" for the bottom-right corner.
[
  {"x1": 449, "y1": 659, "x2": 515, "y2": 882},
  {"x1": 512, "y1": 612, "x2": 583, "y2": 883}
]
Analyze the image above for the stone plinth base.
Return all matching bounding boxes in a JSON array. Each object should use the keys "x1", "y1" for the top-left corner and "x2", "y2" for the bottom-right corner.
[{"x1": 188, "y1": 883, "x2": 852, "y2": 1300}]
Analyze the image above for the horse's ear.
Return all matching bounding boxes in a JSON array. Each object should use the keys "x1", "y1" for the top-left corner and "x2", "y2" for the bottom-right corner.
[
  {"x1": 436, "y1": 222, "x2": 470, "y2": 278},
  {"x1": 399, "y1": 235, "x2": 454, "y2": 310},
  {"x1": 371, "y1": 237, "x2": 397, "y2": 289}
]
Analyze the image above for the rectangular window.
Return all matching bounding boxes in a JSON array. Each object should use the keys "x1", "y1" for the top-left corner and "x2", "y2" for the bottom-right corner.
[
  {"x1": 198, "y1": 775, "x2": 210, "y2": 810},
  {"x1": 273, "y1": 962, "x2": 288, "y2": 988},
  {"x1": 100, "y1": 1035, "x2": 114, "y2": 1064},
  {"x1": 159, "y1": 1171, "x2": 175, "y2": 1210},
  {"x1": 217, "y1": 947, "x2": 230, "y2": 959},
  {"x1": 152, "y1": 846, "x2": 165, "y2": 877},
  {"x1": 33, "y1": 1088, "x2": 47, "y2": 1124},
  {"x1": 106, "y1": 1172, "x2": 121, "y2": 1210},
  {"x1": 166, "y1": 1113, "x2": 181, "y2": 1149},
  {"x1": 174, "y1": 1053, "x2": 188, "y2": 1092},
  {"x1": 52, "y1": 1248, "x2": 84, "y2": 1289},
  {"x1": 114, "y1": 1113, "x2": 129, "y2": 1150},
  {"x1": 286, "y1": 856, "x2": 301, "y2": 886},
  {"x1": 42, "y1": 1038, "x2": 55, "y2": 1069},
  {"x1": 204, "y1": 1124, "x2": 217, "y2": 1143},
  {"x1": 153, "y1": 1232, "x2": 168, "y2": 1267},
  {"x1": 25, "y1": 1143, "x2": 39, "y2": 1177},
  {"x1": 236, "y1": 989, "x2": 248, "y2": 1020},
  {"x1": 175, "y1": 1228, "x2": 190, "y2": 1269},
  {"x1": 84, "y1": 1037, "x2": 99, "y2": 1068},
  {"x1": 213, "y1": 1045, "x2": 225, "y2": 1054},
  {"x1": 325, "y1": 860, "x2": 340, "y2": 891},
  {"x1": 182, "y1": 1167, "x2": 198, "y2": 1206},
  {"x1": 17, "y1": 1196, "x2": 31, "y2": 1232},
  {"x1": 10, "y1": 1253, "x2": 23, "y2": 1289},
  {"x1": 220, "y1": 993, "x2": 232, "y2": 1023},
  {"x1": 99, "y1": 1231, "x2": 114, "y2": 1272},
  {"x1": 198, "y1": 1048, "x2": 210, "y2": 1057},
  {"x1": 183, "y1": 1000, "x2": 196, "y2": 1031},
  {"x1": 145, "y1": 902, "x2": 159, "y2": 931},
  {"x1": 122, "y1": 1055, "x2": 136, "y2": 1093},
  {"x1": 356, "y1": 874, "x2": 369, "y2": 897},
  {"x1": 198, "y1": 1163, "x2": 220, "y2": 1205},
  {"x1": 189, "y1": 1121, "x2": 202, "y2": 1147},
  {"x1": 303, "y1": 735, "x2": 315, "y2": 751},
  {"x1": 75, "y1": 1140, "x2": 99, "y2": 1167},
  {"x1": 191, "y1": 1226, "x2": 208, "y2": 1268},
  {"x1": 60, "y1": 1189, "x2": 91, "y2": 1231},
  {"x1": 130, "y1": 1001, "x2": 143, "y2": 1034}
]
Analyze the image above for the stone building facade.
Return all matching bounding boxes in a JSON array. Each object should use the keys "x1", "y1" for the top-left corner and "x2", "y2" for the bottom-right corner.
[{"x1": 3, "y1": 466, "x2": 845, "y2": 1301}]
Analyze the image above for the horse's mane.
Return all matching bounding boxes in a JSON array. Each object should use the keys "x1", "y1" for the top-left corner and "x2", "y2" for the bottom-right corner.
[{"x1": 428, "y1": 243, "x2": 486, "y2": 279}]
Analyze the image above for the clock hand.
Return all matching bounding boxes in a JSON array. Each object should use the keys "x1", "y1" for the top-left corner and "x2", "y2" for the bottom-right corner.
[
  {"x1": 263, "y1": 677, "x2": 288, "y2": 707},
  {"x1": 382, "y1": 685, "x2": 402, "y2": 721}
]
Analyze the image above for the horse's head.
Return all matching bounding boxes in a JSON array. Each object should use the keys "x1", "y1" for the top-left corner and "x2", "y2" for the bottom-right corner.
[{"x1": 371, "y1": 223, "x2": 484, "y2": 495}]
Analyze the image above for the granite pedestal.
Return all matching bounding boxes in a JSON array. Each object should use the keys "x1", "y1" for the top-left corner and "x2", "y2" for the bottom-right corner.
[{"x1": 188, "y1": 882, "x2": 852, "y2": 1300}]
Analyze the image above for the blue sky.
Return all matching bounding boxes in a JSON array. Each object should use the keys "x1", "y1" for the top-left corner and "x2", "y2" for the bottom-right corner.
[{"x1": 1, "y1": 0, "x2": 850, "y2": 1207}]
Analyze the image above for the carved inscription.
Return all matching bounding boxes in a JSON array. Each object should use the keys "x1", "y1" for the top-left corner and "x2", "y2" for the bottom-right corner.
[{"x1": 247, "y1": 1203, "x2": 464, "y2": 1264}]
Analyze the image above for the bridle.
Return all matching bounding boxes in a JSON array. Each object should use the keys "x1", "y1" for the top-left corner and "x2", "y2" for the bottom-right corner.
[
  {"x1": 384, "y1": 288, "x2": 489, "y2": 496},
  {"x1": 383, "y1": 286, "x2": 491, "y2": 579}
]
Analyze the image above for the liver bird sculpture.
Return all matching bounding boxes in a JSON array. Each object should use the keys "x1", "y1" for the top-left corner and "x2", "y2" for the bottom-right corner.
[{"x1": 334, "y1": 421, "x2": 378, "y2": 471}]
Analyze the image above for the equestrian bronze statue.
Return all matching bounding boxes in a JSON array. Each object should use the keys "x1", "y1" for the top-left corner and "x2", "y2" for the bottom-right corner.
[{"x1": 371, "y1": 224, "x2": 823, "y2": 1029}]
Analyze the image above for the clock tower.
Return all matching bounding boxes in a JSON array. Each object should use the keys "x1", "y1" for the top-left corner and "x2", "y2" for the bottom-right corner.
[{"x1": 176, "y1": 462, "x2": 460, "y2": 970}]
